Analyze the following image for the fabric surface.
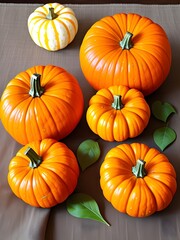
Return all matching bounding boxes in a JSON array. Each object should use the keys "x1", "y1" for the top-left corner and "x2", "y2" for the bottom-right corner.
[{"x1": 0, "y1": 3, "x2": 180, "y2": 240}]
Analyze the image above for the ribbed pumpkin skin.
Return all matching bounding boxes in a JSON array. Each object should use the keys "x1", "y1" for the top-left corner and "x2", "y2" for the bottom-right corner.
[
  {"x1": 28, "y1": 3, "x2": 78, "y2": 51},
  {"x1": 0, "y1": 65, "x2": 84, "y2": 145},
  {"x1": 86, "y1": 85, "x2": 150, "y2": 141},
  {"x1": 80, "y1": 13, "x2": 171, "y2": 96},
  {"x1": 100, "y1": 143, "x2": 177, "y2": 217},
  {"x1": 8, "y1": 138, "x2": 80, "y2": 208}
]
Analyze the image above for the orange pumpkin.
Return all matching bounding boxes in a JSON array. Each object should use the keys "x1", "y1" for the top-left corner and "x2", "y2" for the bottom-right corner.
[
  {"x1": 80, "y1": 13, "x2": 171, "y2": 96},
  {"x1": 100, "y1": 143, "x2": 177, "y2": 217},
  {"x1": 0, "y1": 65, "x2": 84, "y2": 145},
  {"x1": 8, "y1": 138, "x2": 80, "y2": 208},
  {"x1": 86, "y1": 85, "x2": 150, "y2": 141}
]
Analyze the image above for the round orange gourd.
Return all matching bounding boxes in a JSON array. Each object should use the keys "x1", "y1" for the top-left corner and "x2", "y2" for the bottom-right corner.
[
  {"x1": 8, "y1": 138, "x2": 80, "y2": 208},
  {"x1": 100, "y1": 143, "x2": 177, "y2": 217},
  {"x1": 28, "y1": 3, "x2": 78, "y2": 51},
  {"x1": 80, "y1": 13, "x2": 171, "y2": 96},
  {"x1": 86, "y1": 85, "x2": 150, "y2": 142},
  {"x1": 0, "y1": 65, "x2": 84, "y2": 145}
]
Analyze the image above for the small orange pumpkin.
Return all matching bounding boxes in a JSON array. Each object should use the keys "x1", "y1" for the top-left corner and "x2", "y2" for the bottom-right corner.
[
  {"x1": 80, "y1": 13, "x2": 171, "y2": 96},
  {"x1": 100, "y1": 143, "x2": 177, "y2": 217},
  {"x1": 86, "y1": 85, "x2": 150, "y2": 142},
  {"x1": 0, "y1": 65, "x2": 84, "y2": 145},
  {"x1": 8, "y1": 138, "x2": 80, "y2": 208}
]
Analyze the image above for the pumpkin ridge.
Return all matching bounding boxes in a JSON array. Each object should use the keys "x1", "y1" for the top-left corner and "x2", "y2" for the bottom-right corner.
[
  {"x1": 97, "y1": 17, "x2": 123, "y2": 40},
  {"x1": 39, "y1": 165, "x2": 74, "y2": 199},
  {"x1": 123, "y1": 106, "x2": 150, "y2": 121},
  {"x1": 139, "y1": 177, "x2": 158, "y2": 215},
  {"x1": 43, "y1": 161, "x2": 79, "y2": 177},
  {"x1": 28, "y1": 15, "x2": 44, "y2": 28},
  {"x1": 121, "y1": 109, "x2": 146, "y2": 137},
  {"x1": 126, "y1": 50, "x2": 142, "y2": 89},
  {"x1": 50, "y1": 20, "x2": 61, "y2": 50},
  {"x1": 97, "y1": 109, "x2": 115, "y2": 140},
  {"x1": 38, "y1": 20, "x2": 49, "y2": 49},
  {"x1": 135, "y1": 40, "x2": 171, "y2": 61},
  {"x1": 19, "y1": 169, "x2": 39, "y2": 205},
  {"x1": 38, "y1": 97, "x2": 63, "y2": 136},
  {"x1": 34, "y1": 167, "x2": 58, "y2": 207},
  {"x1": 113, "y1": 111, "x2": 130, "y2": 141},
  {"x1": 25, "y1": 98, "x2": 43, "y2": 142},
  {"x1": 55, "y1": 18, "x2": 71, "y2": 44},
  {"x1": 129, "y1": 178, "x2": 157, "y2": 217},
  {"x1": 5, "y1": 98, "x2": 32, "y2": 144},
  {"x1": 134, "y1": 43, "x2": 170, "y2": 69},
  {"x1": 113, "y1": 176, "x2": 136, "y2": 212},
  {"x1": 42, "y1": 93, "x2": 80, "y2": 121},
  {"x1": 132, "y1": 46, "x2": 166, "y2": 77},
  {"x1": 116, "y1": 145, "x2": 136, "y2": 166},
  {"x1": 57, "y1": 15, "x2": 77, "y2": 33},
  {"x1": 147, "y1": 173, "x2": 176, "y2": 196},
  {"x1": 144, "y1": 176, "x2": 174, "y2": 211},
  {"x1": 8, "y1": 161, "x2": 30, "y2": 197},
  {"x1": 129, "y1": 49, "x2": 155, "y2": 93}
]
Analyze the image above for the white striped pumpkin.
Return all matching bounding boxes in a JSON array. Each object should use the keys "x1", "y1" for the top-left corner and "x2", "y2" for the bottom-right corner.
[{"x1": 28, "y1": 3, "x2": 78, "y2": 51}]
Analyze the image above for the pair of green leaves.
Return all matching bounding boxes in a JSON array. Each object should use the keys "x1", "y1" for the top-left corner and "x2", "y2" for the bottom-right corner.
[
  {"x1": 66, "y1": 139, "x2": 110, "y2": 226},
  {"x1": 151, "y1": 101, "x2": 176, "y2": 151}
]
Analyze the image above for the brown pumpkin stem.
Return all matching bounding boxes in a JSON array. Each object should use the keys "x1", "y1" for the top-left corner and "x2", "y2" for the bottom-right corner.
[
  {"x1": 120, "y1": 32, "x2": 133, "y2": 50},
  {"x1": 46, "y1": 7, "x2": 58, "y2": 20},
  {"x1": 132, "y1": 159, "x2": 147, "y2": 178},
  {"x1": 25, "y1": 147, "x2": 42, "y2": 169},
  {"x1": 112, "y1": 95, "x2": 124, "y2": 110},
  {"x1": 29, "y1": 74, "x2": 44, "y2": 98}
]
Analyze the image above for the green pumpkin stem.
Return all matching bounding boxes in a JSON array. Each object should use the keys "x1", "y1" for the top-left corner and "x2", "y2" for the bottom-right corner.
[
  {"x1": 120, "y1": 32, "x2": 133, "y2": 50},
  {"x1": 132, "y1": 159, "x2": 147, "y2": 178},
  {"x1": 112, "y1": 95, "x2": 124, "y2": 110},
  {"x1": 29, "y1": 74, "x2": 44, "y2": 98},
  {"x1": 46, "y1": 7, "x2": 58, "y2": 20},
  {"x1": 25, "y1": 147, "x2": 42, "y2": 169}
]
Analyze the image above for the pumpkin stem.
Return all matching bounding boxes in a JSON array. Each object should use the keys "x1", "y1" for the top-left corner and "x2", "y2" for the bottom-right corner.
[
  {"x1": 46, "y1": 7, "x2": 58, "y2": 20},
  {"x1": 112, "y1": 95, "x2": 124, "y2": 110},
  {"x1": 25, "y1": 147, "x2": 42, "y2": 169},
  {"x1": 132, "y1": 159, "x2": 147, "y2": 178},
  {"x1": 29, "y1": 74, "x2": 44, "y2": 98},
  {"x1": 120, "y1": 32, "x2": 133, "y2": 50}
]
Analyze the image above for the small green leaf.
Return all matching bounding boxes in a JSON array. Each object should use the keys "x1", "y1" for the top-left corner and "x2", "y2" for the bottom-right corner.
[
  {"x1": 77, "y1": 139, "x2": 101, "y2": 171},
  {"x1": 66, "y1": 193, "x2": 110, "y2": 226},
  {"x1": 152, "y1": 101, "x2": 176, "y2": 122},
  {"x1": 153, "y1": 127, "x2": 176, "y2": 151}
]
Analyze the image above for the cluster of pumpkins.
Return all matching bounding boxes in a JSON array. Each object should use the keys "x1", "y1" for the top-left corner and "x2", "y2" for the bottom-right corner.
[{"x1": 0, "y1": 3, "x2": 177, "y2": 217}]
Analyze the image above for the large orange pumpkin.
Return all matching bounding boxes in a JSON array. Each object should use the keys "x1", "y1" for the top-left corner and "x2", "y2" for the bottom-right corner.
[
  {"x1": 0, "y1": 65, "x2": 84, "y2": 145},
  {"x1": 8, "y1": 138, "x2": 80, "y2": 208},
  {"x1": 80, "y1": 13, "x2": 171, "y2": 96},
  {"x1": 86, "y1": 85, "x2": 150, "y2": 141},
  {"x1": 100, "y1": 143, "x2": 177, "y2": 217}
]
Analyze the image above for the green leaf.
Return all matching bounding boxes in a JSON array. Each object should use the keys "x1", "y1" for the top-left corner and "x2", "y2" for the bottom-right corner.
[
  {"x1": 153, "y1": 127, "x2": 176, "y2": 151},
  {"x1": 152, "y1": 100, "x2": 176, "y2": 122},
  {"x1": 77, "y1": 139, "x2": 101, "y2": 171},
  {"x1": 66, "y1": 193, "x2": 110, "y2": 226}
]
